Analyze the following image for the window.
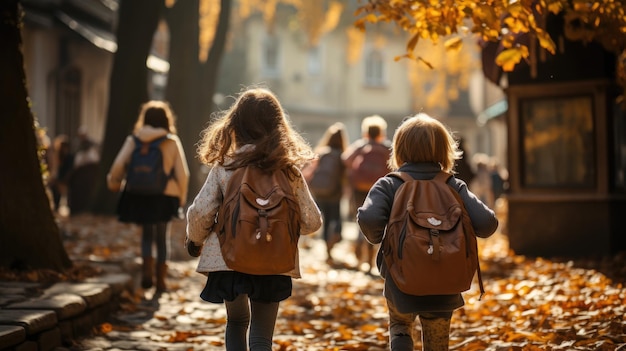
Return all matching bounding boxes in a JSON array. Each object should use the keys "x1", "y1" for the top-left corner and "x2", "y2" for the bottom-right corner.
[
  {"x1": 261, "y1": 34, "x2": 280, "y2": 78},
  {"x1": 56, "y1": 66, "x2": 82, "y2": 138},
  {"x1": 520, "y1": 96, "x2": 595, "y2": 187},
  {"x1": 307, "y1": 46, "x2": 322, "y2": 76},
  {"x1": 364, "y1": 49, "x2": 384, "y2": 87}
]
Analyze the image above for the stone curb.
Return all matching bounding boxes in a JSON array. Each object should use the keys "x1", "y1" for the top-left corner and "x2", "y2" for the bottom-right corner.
[{"x1": 0, "y1": 272, "x2": 133, "y2": 351}]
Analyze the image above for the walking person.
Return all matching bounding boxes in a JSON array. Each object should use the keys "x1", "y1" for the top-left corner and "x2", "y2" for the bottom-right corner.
[
  {"x1": 302, "y1": 122, "x2": 348, "y2": 263},
  {"x1": 107, "y1": 100, "x2": 189, "y2": 293},
  {"x1": 185, "y1": 87, "x2": 322, "y2": 350},
  {"x1": 342, "y1": 115, "x2": 391, "y2": 272},
  {"x1": 453, "y1": 137, "x2": 475, "y2": 185},
  {"x1": 469, "y1": 153, "x2": 495, "y2": 209},
  {"x1": 48, "y1": 134, "x2": 74, "y2": 213},
  {"x1": 357, "y1": 113, "x2": 498, "y2": 350},
  {"x1": 68, "y1": 125, "x2": 101, "y2": 215}
]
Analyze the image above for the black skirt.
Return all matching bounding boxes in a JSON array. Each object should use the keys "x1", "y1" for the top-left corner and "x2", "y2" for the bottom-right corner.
[
  {"x1": 200, "y1": 271, "x2": 292, "y2": 303},
  {"x1": 116, "y1": 191, "x2": 179, "y2": 224}
]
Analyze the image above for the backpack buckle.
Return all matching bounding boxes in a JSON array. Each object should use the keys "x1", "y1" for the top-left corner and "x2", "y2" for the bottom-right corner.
[{"x1": 429, "y1": 229, "x2": 441, "y2": 260}]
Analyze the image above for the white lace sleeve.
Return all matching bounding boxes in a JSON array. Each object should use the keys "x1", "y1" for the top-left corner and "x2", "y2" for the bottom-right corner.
[
  {"x1": 291, "y1": 168, "x2": 322, "y2": 235},
  {"x1": 185, "y1": 166, "x2": 224, "y2": 244}
]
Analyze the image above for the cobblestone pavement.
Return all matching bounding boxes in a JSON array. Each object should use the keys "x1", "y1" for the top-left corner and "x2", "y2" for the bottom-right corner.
[
  {"x1": 67, "y1": 220, "x2": 387, "y2": 351},
  {"x1": 56, "y1": 211, "x2": 626, "y2": 351}
]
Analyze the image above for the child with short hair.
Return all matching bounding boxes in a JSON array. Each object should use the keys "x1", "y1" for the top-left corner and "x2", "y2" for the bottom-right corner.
[
  {"x1": 185, "y1": 87, "x2": 322, "y2": 350},
  {"x1": 343, "y1": 114, "x2": 392, "y2": 272},
  {"x1": 357, "y1": 113, "x2": 499, "y2": 351}
]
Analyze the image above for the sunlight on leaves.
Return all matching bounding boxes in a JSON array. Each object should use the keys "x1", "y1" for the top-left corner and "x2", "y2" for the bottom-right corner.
[
  {"x1": 495, "y1": 46, "x2": 529, "y2": 71},
  {"x1": 99, "y1": 323, "x2": 113, "y2": 334},
  {"x1": 356, "y1": 0, "x2": 626, "y2": 74},
  {"x1": 443, "y1": 36, "x2": 463, "y2": 51}
]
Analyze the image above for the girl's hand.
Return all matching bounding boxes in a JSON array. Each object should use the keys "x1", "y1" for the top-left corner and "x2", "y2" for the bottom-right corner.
[{"x1": 185, "y1": 238, "x2": 202, "y2": 257}]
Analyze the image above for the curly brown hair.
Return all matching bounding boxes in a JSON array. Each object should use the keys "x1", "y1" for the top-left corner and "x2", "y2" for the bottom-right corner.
[{"x1": 196, "y1": 87, "x2": 315, "y2": 174}]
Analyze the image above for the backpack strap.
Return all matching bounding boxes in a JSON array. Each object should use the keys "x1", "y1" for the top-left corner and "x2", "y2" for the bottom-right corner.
[
  {"x1": 387, "y1": 171, "x2": 414, "y2": 183},
  {"x1": 433, "y1": 171, "x2": 453, "y2": 183},
  {"x1": 390, "y1": 171, "x2": 451, "y2": 184},
  {"x1": 132, "y1": 135, "x2": 167, "y2": 146}
]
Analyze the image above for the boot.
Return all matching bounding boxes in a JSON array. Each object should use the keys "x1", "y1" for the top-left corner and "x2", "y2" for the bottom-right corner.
[
  {"x1": 390, "y1": 333, "x2": 414, "y2": 350},
  {"x1": 156, "y1": 262, "x2": 167, "y2": 292},
  {"x1": 419, "y1": 317, "x2": 450, "y2": 351},
  {"x1": 326, "y1": 232, "x2": 340, "y2": 263},
  {"x1": 141, "y1": 256, "x2": 154, "y2": 289}
]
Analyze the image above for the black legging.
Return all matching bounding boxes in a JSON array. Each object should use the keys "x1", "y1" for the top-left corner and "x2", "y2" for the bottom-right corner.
[
  {"x1": 225, "y1": 293, "x2": 279, "y2": 350},
  {"x1": 141, "y1": 222, "x2": 169, "y2": 263},
  {"x1": 316, "y1": 198, "x2": 342, "y2": 243}
]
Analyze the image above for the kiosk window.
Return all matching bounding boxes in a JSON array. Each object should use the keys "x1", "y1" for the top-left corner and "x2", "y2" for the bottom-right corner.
[{"x1": 520, "y1": 96, "x2": 595, "y2": 187}]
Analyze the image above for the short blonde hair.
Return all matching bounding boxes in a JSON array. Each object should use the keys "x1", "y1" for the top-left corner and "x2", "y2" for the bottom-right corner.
[
  {"x1": 389, "y1": 113, "x2": 461, "y2": 172},
  {"x1": 361, "y1": 115, "x2": 387, "y2": 139}
]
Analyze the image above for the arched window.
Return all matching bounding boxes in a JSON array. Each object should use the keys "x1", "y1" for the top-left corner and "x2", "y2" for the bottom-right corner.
[
  {"x1": 364, "y1": 49, "x2": 385, "y2": 87},
  {"x1": 56, "y1": 66, "x2": 82, "y2": 139},
  {"x1": 262, "y1": 34, "x2": 280, "y2": 78},
  {"x1": 307, "y1": 45, "x2": 322, "y2": 76}
]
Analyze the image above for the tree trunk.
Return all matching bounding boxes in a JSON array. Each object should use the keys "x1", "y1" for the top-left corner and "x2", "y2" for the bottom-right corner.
[
  {"x1": 166, "y1": 0, "x2": 231, "y2": 202},
  {"x1": 165, "y1": 0, "x2": 202, "y2": 201},
  {"x1": 0, "y1": 0, "x2": 72, "y2": 271},
  {"x1": 92, "y1": 0, "x2": 164, "y2": 214},
  {"x1": 200, "y1": 0, "x2": 231, "y2": 120}
]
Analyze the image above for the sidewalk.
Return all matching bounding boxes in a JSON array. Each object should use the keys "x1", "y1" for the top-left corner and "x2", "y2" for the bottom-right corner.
[
  {"x1": 0, "y1": 213, "x2": 141, "y2": 351},
  {"x1": 0, "y1": 263, "x2": 133, "y2": 351},
  {"x1": 0, "y1": 216, "x2": 364, "y2": 351},
  {"x1": 2, "y1": 213, "x2": 625, "y2": 350}
]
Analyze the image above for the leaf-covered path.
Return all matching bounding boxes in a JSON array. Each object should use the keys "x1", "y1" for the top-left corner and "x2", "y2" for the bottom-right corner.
[{"x1": 60, "y1": 214, "x2": 625, "y2": 351}]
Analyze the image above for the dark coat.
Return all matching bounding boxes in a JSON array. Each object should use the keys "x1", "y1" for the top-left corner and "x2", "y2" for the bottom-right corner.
[{"x1": 357, "y1": 162, "x2": 499, "y2": 313}]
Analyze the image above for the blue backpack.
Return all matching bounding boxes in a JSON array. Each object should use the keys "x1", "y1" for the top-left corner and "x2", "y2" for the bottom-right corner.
[{"x1": 125, "y1": 136, "x2": 170, "y2": 195}]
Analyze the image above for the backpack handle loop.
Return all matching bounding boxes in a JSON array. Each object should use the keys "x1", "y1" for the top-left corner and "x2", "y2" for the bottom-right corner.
[
  {"x1": 429, "y1": 229, "x2": 441, "y2": 261},
  {"x1": 258, "y1": 209, "x2": 270, "y2": 239}
]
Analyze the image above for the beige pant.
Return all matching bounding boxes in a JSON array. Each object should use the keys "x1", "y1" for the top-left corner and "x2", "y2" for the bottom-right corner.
[{"x1": 386, "y1": 298, "x2": 451, "y2": 351}]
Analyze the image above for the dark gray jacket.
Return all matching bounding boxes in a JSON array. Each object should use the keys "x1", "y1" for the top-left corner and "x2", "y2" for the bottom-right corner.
[{"x1": 357, "y1": 162, "x2": 499, "y2": 313}]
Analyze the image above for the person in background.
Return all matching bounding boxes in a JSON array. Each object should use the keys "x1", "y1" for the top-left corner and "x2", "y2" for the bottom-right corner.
[
  {"x1": 342, "y1": 115, "x2": 391, "y2": 273},
  {"x1": 107, "y1": 101, "x2": 189, "y2": 293},
  {"x1": 489, "y1": 156, "x2": 509, "y2": 234},
  {"x1": 453, "y1": 138, "x2": 475, "y2": 185},
  {"x1": 73, "y1": 125, "x2": 100, "y2": 168},
  {"x1": 489, "y1": 156, "x2": 509, "y2": 202},
  {"x1": 68, "y1": 126, "x2": 100, "y2": 214},
  {"x1": 302, "y1": 122, "x2": 348, "y2": 264},
  {"x1": 49, "y1": 134, "x2": 74, "y2": 213},
  {"x1": 185, "y1": 87, "x2": 322, "y2": 350},
  {"x1": 357, "y1": 113, "x2": 498, "y2": 351},
  {"x1": 469, "y1": 153, "x2": 495, "y2": 209}
]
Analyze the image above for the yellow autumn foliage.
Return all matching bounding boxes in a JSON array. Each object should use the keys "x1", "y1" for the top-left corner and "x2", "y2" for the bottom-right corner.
[{"x1": 356, "y1": 0, "x2": 626, "y2": 71}]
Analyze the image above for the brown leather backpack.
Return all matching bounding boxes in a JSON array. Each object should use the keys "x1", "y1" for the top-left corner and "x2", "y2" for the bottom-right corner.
[
  {"x1": 215, "y1": 165, "x2": 301, "y2": 275},
  {"x1": 382, "y1": 171, "x2": 484, "y2": 297}
]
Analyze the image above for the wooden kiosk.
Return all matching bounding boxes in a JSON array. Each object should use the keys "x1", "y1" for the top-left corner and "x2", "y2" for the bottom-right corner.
[{"x1": 499, "y1": 31, "x2": 626, "y2": 257}]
